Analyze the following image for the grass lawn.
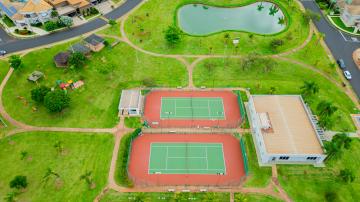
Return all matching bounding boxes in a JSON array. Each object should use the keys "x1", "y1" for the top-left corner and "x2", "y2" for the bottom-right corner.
[
  {"x1": 0, "y1": 61, "x2": 14, "y2": 137},
  {"x1": 234, "y1": 193, "x2": 284, "y2": 202},
  {"x1": 0, "y1": 132, "x2": 114, "y2": 202},
  {"x1": 193, "y1": 57, "x2": 357, "y2": 131},
  {"x1": 124, "y1": 0, "x2": 309, "y2": 55},
  {"x1": 278, "y1": 138, "x2": 360, "y2": 202},
  {"x1": 329, "y1": 16, "x2": 360, "y2": 34},
  {"x1": 1, "y1": 39, "x2": 187, "y2": 128},
  {"x1": 97, "y1": 22, "x2": 122, "y2": 37},
  {"x1": 243, "y1": 134, "x2": 272, "y2": 187},
  {"x1": 100, "y1": 190, "x2": 230, "y2": 202},
  {"x1": 285, "y1": 33, "x2": 341, "y2": 82},
  {"x1": 124, "y1": 117, "x2": 142, "y2": 128},
  {"x1": 2, "y1": 16, "x2": 15, "y2": 27}
]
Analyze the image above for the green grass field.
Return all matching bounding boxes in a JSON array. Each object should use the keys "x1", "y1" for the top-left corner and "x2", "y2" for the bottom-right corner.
[
  {"x1": 160, "y1": 97, "x2": 225, "y2": 119},
  {"x1": 278, "y1": 139, "x2": 360, "y2": 202},
  {"x1": 193, "y1": 58, "x2": 357, "y2": 131},
  {"x1": 149, "y1": 142, "x2": 226, "y2": 174},
  {"x1": 124, "y1": 0, "x2": 309, "y2": 55},
  {"x1": 100, "y1": 190, "x2": 230, "y2": 202},
  {"x1": 1, "y1": 39, "x2": 187, "y2": 128},
  {"x1": 234, "y1": 193, "x2": 284, "y2": 202},
  {"x1": 242, "y1": 134, "x2": 272, "y2": 187},
  {"x1": 0, "y1": 132, "x2": 114, "y2": 202}
]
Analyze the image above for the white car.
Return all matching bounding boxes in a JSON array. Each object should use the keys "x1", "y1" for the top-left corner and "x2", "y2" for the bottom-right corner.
[
  {"x1": 0, "y1": 50, "x2": 6, "y2": 56},
  {"x1": 343, "y1": 70, "x2": 352, "y2": 80}
]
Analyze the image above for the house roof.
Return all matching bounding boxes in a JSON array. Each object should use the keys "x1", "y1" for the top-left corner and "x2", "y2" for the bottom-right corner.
[
  {"x1": 53, "y1": 51, "x2": 70, "y2": 66},
  {"x1": 47, "y1": 0, "x2": 89, "y2": 7},
  {"x1": 339, "y1": 0, "x2": 360, "y2": 16},
  {"x1": 251, "y1": 95, "x2": 324, "y2": 155},
  {"x1": 84, "y1": 34, "x2": 105, "y2": 46},
  {"x1": 69, "y1": 43, "x2": 91, "y2": 54},
  {"x1": 19, "y1": 0, "x2": 52, "y2": 13}
]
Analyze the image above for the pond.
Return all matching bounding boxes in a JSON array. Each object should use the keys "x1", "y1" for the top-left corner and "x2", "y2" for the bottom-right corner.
[{"x1": 177, "y1": 2, "x2": 286, "y2": 35}]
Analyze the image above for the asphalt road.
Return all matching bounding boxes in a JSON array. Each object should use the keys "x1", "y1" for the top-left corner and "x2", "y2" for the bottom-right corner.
[
  {"x1": 301, "y1": 0, "x2": 360, "y2": 99},
  {"x1": 0, "y1": 0, "x2": 142, "y2": 52}
]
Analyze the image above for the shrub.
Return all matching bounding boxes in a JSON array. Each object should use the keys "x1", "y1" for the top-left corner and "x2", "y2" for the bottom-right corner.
[
  {"x1": 270, "y1": 39, "x2": 284, "y2": 51},
  {"x1": 109, "y1": 19, "x2": 116, "y2": 26},
  {"x1": 8, "y1": 55, "x2": 22, "y2": 70},
  {"x1": 9, "y1": 176, "x2": 28, "y2": 190},
  {"x1": 68, "y1": 51, "x2": 86, "y2": 69},
  {"x1": 44, "y1": 21, "x2": 57, "y2": 31},
  {"x1": 31, "y1": 85, "x2": 51, "y2": 103},
  {"x1": 164, "y1": 25, "x2": 182, "y2": 45},
  {"x1": 44, "y1": 90, "x2": 70, "y2": 112},
  {"x1": 59, "y1": 16, "x2": 73, "y2": 28}
]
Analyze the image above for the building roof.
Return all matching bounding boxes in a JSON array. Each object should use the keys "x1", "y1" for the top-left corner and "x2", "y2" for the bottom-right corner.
[
  {"x1": 69, "y1": 43, "x2": 91, "y2": 54},
  {"x1": 19, "y1": 0, "x2": 52, "y2": 13},
  {"x1": 338, "y1": 0, "x2": 360, "y2": 16},
  {"x1": 119, "y1": 90, "x2": 142, "y2": 110},
  {"x1": 84, "y1": 34, "x2": 105, "y2": 46},
  {"x1": 53, "y1": 51, "x2": 70, "y2": 67},
  {"x1": 251, "y1": 95, "x2": 324, "y2": 155},
  {"x1": 46, "y1": 0, "x2": 89, "y2": 7},
  {"x1": 0, "y1": 1, "x2": 18, "y2": 17}
]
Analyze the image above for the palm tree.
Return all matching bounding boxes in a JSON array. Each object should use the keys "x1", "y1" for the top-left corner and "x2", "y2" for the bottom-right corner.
[
  {"x1": 324, "y1": 141, "x2": 342, "y2": 161},
  {"x1": 80, "y1": 170, "x2": 95, "y2": 189},
  {"x1": 42, "y1": 168, "x2": 60, "y2": 185},
  {"x1": 338, "y1": 169, "x2": 355, "y2": 183},
  {"x1": 332, "y1": 133, "x2": 352, "y2": 149},
  {"x1": 300, "y1": 81, "x2": 319, "y2": 98},
  {"x1": 53, "y1": 141, "x2": 64, "y2": 155},
  {"x1": 317, "y1": 101, "x2": 338, "y2": 118}
]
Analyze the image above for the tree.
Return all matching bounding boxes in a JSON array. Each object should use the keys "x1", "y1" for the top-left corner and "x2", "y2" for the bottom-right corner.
[
  {"x1": 108, "y1": 19, "x2": 117, "y2": 26},
  {"x1": 332, "y1": 133, "x2": 352, "y2": 150},
  {"x1": 44, "y1": 21, "x2": 57, "y2": 31},
  {"x1": 300, "y1": 81, "x2": 319, "y2": 98},
  {"x1": 164, "y1": 25, "x2": 182, "y2": 45},
  {"x1": 338, "y1": 168, "x2": 355, "y2": 183},
  {"x1": 68, "y1": 51, "x2": 86, "y2": 69},
  {"x1": 9, "y1": 176, "x2": 28, "y2": 190},
  {"x1": 318, "y1": 115, "x2": 334, "y2": 129},
  {"x1": 303, "y1": 9, "x2": 321, "y2": 23},
  {"x1": 269, "y1": 86, "x2": 277, "y2": 94},
  {"x1": 324, "y1": 191, "x2": 338, "y2": 202},
  {"x1": 54, "y1": 140, "x2": 64, "y2": 155},
  {"x1": 20, "y1": 151, "x2": 28, "y2": 160},
  {"x1": 234, "y1": 193, "x2": 248, "y2": 202},
  {"x1": 44, "y1": 90, "x2": 70, "y2": 112},
  {"x1": 324, "y1": 141, "x2": 342, "y2": 161},
  {"x1": 42, "y1": 168, "x2": 60, "y2": 185},
  {"x1": 51, "y1": 9, "x2": 59, "y2": 18},
  {"x1": 31, "y1": 86, "x2": 51, "y2": 103},
  {"x1": 79, "y1": 171, "x2": 96, "y2": 189},
  {"x1": 8, "y1": 55, "x2": 22, "y2": 70},
  {"x1": 59, "y1": 16, "x2": 73, "y2": 28},
  {"x1": 269, "y1": 39, "x2": 284, "y2": 51},
  {"x1": 317, "y1": 100, "x2": 338, "y2": 118}
]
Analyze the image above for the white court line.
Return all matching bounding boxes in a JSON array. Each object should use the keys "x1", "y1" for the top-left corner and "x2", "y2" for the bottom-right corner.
[
  {"x1": 205, "y1": 147, "x2": 209, "y2": 169},
  {"x1": 165, "y1": 146, "x2": 168, "y2": 169},
  {"x1": 221, "y1": 143, "x2": 227, "y2": 174}
]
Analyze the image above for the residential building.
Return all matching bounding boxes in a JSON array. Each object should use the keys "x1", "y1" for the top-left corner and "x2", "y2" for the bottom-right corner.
[
  {"x1": 247, "y1": 95, "x2": 326, "y2": 166},
  {"x1": 84, "y1": 34, "x2": 105, "y2": 52},
  {"x1": 338, "y1": 0, "x2": 360, "y2": 29},
  {"x1": 118, "y1": 90, "x2": 144, "y2": 116},
  {"x1": 45, "y1": 0, "x2": 91, "y2": 16},
  {"x1": 0, "y1": 0, "x2": 53, "y2": 27}
]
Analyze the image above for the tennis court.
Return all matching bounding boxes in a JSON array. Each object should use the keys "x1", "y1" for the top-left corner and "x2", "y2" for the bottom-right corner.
[
  {"x1": 149, "y1": 142, "x2": 226, "y2": 174},
  {"x1": 160, "y1": 97, "x2": 225, "y2": 119}
]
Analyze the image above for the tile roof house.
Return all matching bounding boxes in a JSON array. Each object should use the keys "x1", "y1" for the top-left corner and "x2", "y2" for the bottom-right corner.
[
  {"x1": 69, "y1": 43, "x2": 91, "y2": 55},
  {"x1": 84, "y1": 34, "x2": 105, "y2": 52},
  {"x1": 338, "y1": 0, "x2": 360, "y2": 28},
  {"x1": 0, "y1": 0, "x2": 53, "y2": 27},
  {"x1": 53, "y1": 51, "x2": 71, "y2": 67},
  {"x1": 46, "y1": 0, "x2": 91, "y2": 16}
]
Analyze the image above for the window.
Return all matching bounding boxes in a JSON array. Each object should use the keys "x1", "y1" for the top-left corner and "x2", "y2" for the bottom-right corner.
[
  {"x1": 306, "y1": 157, "x2": 317, "y2": 160},
  {"x1": 279, "y1": 156, "x2": 289, "y2": 160}
]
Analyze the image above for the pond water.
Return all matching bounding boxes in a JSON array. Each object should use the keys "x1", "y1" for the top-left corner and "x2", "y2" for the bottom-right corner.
[{"x1": 178, "y1": 2, "x2": 286, "y2": 35}]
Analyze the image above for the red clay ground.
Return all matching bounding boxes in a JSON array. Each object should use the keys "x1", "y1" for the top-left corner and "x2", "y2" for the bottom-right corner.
[
  {"x1": 143, "y1": 90, "x2": 241, "y2": 128},
  {"x1": 128, "y1": 134, "x2": 246, "y2": 186}
]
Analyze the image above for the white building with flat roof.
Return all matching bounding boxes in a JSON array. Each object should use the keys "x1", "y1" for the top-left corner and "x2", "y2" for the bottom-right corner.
[
  {"x1": 118, "y1": 90, "x2": 143, "y2": 116},
  {"x1": 248, "y1": 95, "x2": 326, "y2": 166}
]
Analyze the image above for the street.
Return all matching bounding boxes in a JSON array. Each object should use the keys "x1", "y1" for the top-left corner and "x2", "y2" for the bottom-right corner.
[{"x1": 301, "y1": 0, "x2": 360, "y2": 99}]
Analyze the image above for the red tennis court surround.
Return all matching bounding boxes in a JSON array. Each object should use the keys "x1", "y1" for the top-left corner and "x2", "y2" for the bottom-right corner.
[
  {"x1": 143, "y1": 90, "x2": 242, "y2": 128},
  {"x1": 128, "y1": 134, "x2": 246, "y2": 186}
]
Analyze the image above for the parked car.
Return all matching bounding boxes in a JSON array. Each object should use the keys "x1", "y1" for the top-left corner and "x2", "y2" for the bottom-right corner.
[
  {"x1": 337, "y1": 59, "x2": 346, "y2": 69},
  {"x1": 0, "y1": 50, "x2": 6, "y2": 56},
  {"x1": 343, "y1": 70, "x2": 352, "y2": 80}
]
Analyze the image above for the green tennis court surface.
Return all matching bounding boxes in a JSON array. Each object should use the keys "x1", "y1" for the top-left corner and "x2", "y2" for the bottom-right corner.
[
  {"x1": 148, "y1": 143, "x2": 226, "y2": 174},
  {"x1": 160, "y1": 97, "x2": 225, "y2": 119}
]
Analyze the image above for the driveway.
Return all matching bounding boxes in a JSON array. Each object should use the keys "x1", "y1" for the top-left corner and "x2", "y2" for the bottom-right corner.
[
  {"x1": 300, "y1": 0, "x2": 360, "y2": 99},
  {"x1": 0, "y1": 0, "x2": 142, "y2": 52}
]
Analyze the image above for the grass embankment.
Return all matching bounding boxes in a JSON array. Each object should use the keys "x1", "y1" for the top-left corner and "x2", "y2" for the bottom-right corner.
[
  {"x1": 243, "y1": 134, "x2": 272, "y2": 187},
  {"x1": 124, "y1": 0, "x2": 309, "y2": 55},
  {"x1": 278, "y1": 139, "x2": 360, "y2": 202},
  {"x1": 330, "y1": 16, "x2": 360, "y2": 34},
  {"x1": 0, "y1": 132, "x2": 114, "y2": 201},
  {"x1": 193, "y1": 58, "x2": 356, "y2": 131},
  {"x1": 115, "y1": 128, "x2": 141, "y2": 187},
  {"x1": 124, "y1": 117, "x2": 142, "y2": 128},
  {"x1": 1, "y1": 40, "x2": 187, "y2": 128},
  {"x1": 100, "y1": 190, "x2": 230, "y2": 202},
  {"x1": 234, "y1": 193, "x2": 284, "y2": 202},
  {"x1": 97, "y1": 21, "x2": 122, "y2": 37}
]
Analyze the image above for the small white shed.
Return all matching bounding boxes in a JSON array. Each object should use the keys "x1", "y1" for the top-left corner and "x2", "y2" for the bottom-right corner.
[{"x1": 118, "y1": 90, "x2": 143, "y2": 116}]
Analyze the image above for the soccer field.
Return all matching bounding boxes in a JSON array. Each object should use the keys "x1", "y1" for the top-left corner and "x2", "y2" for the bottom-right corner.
[
  {"x1": 148, "y1": 142, "x2": 226, "y2": 174},
  {"x1": 160, "y1": 97, "x2": 225, "y2": 119}
]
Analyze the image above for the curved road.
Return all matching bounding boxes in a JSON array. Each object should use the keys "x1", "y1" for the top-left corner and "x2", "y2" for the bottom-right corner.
[{"x1": 0, "y1": 0, "x2": 142, "y2": 52}]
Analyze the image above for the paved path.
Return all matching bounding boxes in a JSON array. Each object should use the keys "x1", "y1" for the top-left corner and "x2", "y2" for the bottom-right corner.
[{"x1": 300, "y1": 0, "x2": 360, "y2": 99}]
